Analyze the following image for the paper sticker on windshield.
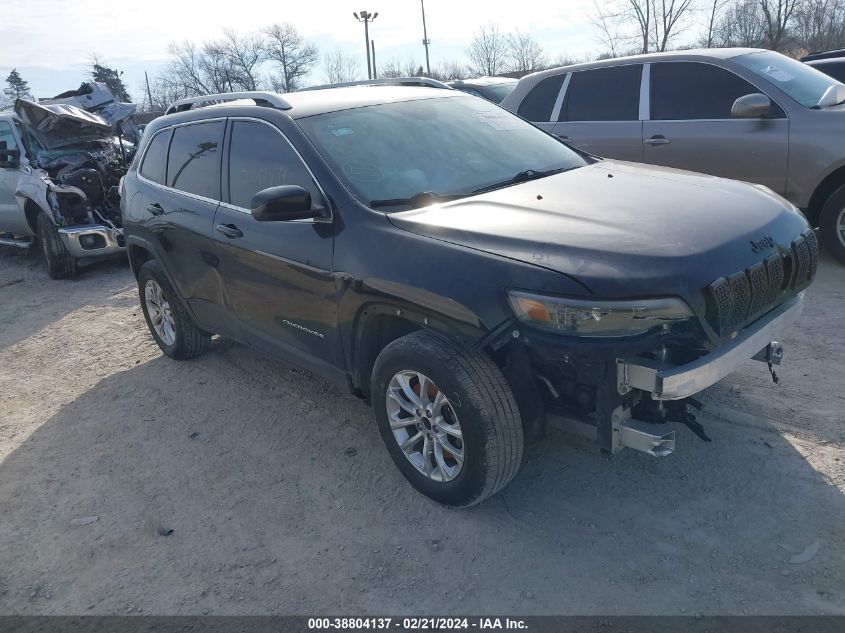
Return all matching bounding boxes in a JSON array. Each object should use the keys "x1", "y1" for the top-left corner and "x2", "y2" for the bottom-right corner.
[
  {"x1": 330, "y1": 127, "x2": 355, "y2": 137},
  {"x1": 472, "y1": 111, "x2": 524, "y2": 130},
  {"x1": 759, "y1": 66, "x2": 793, "y2": 82}
]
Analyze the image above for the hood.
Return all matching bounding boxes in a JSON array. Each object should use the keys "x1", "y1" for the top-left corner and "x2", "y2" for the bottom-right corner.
[
  {"x1": 16, "y1": 99, "x2": 113, "y2": 144},
  {"x1": 387, "y1": 160, "x2": 810, "y2": 301},
  {"x1": 15, "y1": 82, "x2": 139, "y2": 150},
  {"x1": 42, "y1": 82, "x2": 138, "y2": 128}
]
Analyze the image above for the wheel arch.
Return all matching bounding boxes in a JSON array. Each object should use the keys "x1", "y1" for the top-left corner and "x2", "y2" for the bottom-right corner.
[
  {"x1": 806, "y1": 164, "x2": 845, "y2": 227},
  {"x1": 127, "y1": 241, "x2": 155, "y2": 279},
  {"x1": 22, "y1": 198, "x2": 44, "y2": 234},
  {"x1": 350, "y1": 301, "x2": 489, "y2": 399}
]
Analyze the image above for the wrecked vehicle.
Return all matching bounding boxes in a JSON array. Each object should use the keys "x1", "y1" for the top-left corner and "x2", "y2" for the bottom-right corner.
[
  {"x1": 0, "y1": 82, "x2": 138, "y2": 278},
  {"x1": 122, "y1": 88, "x2": 817, "y2": 507}
]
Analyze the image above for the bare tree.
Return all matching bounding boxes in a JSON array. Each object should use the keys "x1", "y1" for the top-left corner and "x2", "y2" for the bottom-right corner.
[
  {"x1": 430, "y1": 60, "x2": 470, "y2": 80},
  {"x1": 264, "y1": 23, "x2": 319, "y2": 92},
  {"x1": 550, "y1": 52, "x2": 579, "y2": 68},
  {"x1": 592, "y1": 0, "x2": 624, "y2": 57},
  {"x1": 597, "y1": 0, "x2": 694, "y2": 55},
  {"x1": 164, "y1": 40, "x2": 220, "y2": 95},
  {"x1": 656, "y1": 0, "x2": 697, "y2": 50},
  {"x1": 143, "y1": 75, "x2": 191, "y2": 112},
  {"x1": 322, "y1": 49, "x2": 361, "y2": 84},
  {"x1": 714, "y1": 0, "x2": 767, "y2": 46},
  {"x1": 759, "y1": 0, "x2": 800, "y2": 49},
  {"x1": 704, "y1": 0, "x2": 732, "y2": 47},
  {"x1": 379, "y1": 57, "x2": 424, "y2": 78},
  {"x1": 506, "y1": 30, "x2": 547, "y2": 73},
  {"x1": 222, "y1": 29, "x2": 265, "y2": 90},
  {"x1": 793, "y1": 0, "x2": 845, "y2": 52},
  {"x1": 626, "y1": 0, "x2": 653, "y2": 53},
  {"x1": 467, "y1": 22, "x2": 508, "y2": 76}
]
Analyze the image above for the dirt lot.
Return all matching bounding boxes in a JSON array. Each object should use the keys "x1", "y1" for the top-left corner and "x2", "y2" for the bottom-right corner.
[{"x1": 0, "y1": 245, "x2": 842, "y2": 616}]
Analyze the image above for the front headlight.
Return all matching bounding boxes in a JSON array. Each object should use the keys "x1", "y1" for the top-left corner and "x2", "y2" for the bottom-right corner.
[{"x1": 507, "y1": 290, "x2": 694, "y2": 337}]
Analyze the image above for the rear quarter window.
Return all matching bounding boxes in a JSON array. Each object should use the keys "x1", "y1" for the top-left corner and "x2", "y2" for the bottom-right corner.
[
  {"x1": 139, "y1": 129, "x2": 171, "y2": 185},
  {"x1": 517, "y1": 74, "x2": 566, "y2": 122},
  {"x1": 166, "y1": 121, "x2": 224, "y2": 200}
]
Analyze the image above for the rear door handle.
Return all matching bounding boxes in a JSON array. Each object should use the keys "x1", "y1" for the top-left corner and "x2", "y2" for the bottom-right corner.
[
  {"x1": 216, "y1": 223, "x2": 243, "y2": 239},
  {"x1": 146, "y1": 202, "x2": 164, "y2": 216},
  {"x1": 645, "y1": 135, "x2": 671, "y2": 146},
  {"x1": 557, "y1": 134, "x2": 570, "y2": 141}
]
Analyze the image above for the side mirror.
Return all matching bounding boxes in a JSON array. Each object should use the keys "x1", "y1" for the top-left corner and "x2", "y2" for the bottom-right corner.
[
  {"x1": 731, "y1": 93, "x2": 772, "y2": 118},
  {"x1": 250, "y1": 185, "x2": 320, "y2": 222},
  {"x1": 0, "y1": 140, "x2": 21, "y2": 169}
]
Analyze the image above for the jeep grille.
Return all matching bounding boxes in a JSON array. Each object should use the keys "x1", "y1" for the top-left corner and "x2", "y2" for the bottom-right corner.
[{"x1": 705, "y1": 229, "x2": 817, "y2": 337}]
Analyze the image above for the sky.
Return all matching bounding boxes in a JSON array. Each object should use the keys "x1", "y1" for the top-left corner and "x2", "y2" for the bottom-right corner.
[{"x1": 0, "y1": 0, "x2": 601, "y2": 100}]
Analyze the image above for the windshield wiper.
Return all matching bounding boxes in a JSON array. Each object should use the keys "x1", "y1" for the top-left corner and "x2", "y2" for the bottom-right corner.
[
  {"x1": 471, "y1": 167, "x2": 569, "y2": 194},
  {"x1": 369, "y1": 191, "x2": 464, "y2": 209}
]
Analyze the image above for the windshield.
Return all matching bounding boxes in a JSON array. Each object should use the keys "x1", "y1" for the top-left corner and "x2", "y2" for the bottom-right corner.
[
  {"x1": 477, "y1": 83, "x2": 517, "y2": 103},
  {"x1": 734, "y1": 50, "x2": 841, "y2": 107},
  {"x1": 296, "y1": 95, "x2": 587, "y2": 209}
]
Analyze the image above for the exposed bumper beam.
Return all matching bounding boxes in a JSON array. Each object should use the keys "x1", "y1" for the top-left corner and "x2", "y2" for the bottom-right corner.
[{"x1": 617, "y1": 293, "x2": 804, "y2": 401}]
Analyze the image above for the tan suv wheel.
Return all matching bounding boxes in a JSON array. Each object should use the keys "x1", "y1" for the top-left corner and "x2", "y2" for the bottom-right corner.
[{"x1": 820, "y1": 185, "x2": 845, "y2": 265}]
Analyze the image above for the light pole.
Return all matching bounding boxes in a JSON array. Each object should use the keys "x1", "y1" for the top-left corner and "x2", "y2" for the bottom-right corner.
[
  {"x1": 354, "y1": 10, "x2": 378, "y2": 80},
  {"x1": 420, "y1": 0, "x2": 431, "y2": 76}
]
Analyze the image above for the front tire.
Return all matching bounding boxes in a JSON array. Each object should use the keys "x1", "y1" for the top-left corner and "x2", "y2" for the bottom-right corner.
[
  {"x1": 137, "y1": 260, "x2": 211, "y2": 360},
  {"x1": 371, "y1": 331, "x2": 523, "y2": 507},
  {"x1": 819, "y1": 185, "x2": 845, "y2": 265},
  {"x1": 37, "y1": 212, "x2": 76, "y2": 279}
]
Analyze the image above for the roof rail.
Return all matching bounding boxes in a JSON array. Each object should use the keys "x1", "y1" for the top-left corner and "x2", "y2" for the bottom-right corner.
[
  {"x1": 165, "y1": 91, "x2": 292, "y2": 116},
  {"x1": 302, "y1": 77, "x2": 452, "y2": 92}
]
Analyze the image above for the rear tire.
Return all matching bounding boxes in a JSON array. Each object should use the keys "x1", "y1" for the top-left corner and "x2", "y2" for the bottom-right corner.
[
  {"x1": 371, "y1": 330, "x2": 523, "y2": 507},
  {"x1": 137, "y1": 259, "x2": 211, "y2": 360},
  {"x1": 37, "y1": 212, "x2": 76, "y2": 279},
  {"x1": 819, "y1": 185, "x2": 845, "y2": 265}
]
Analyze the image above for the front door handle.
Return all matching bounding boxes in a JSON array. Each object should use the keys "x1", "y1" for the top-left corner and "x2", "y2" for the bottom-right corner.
[
  {"x1": 557, "y1": 134, "x2": 570, "y2": 141},
  {"x1": 216, "y1": 223, "x2": 243, "y2": 239},
  {"x1": 645, "y1": 135, "x2": 671, "y2": 146},
  {"x1": 146, "y1": 202, "x2": 164, "y2": 216}
]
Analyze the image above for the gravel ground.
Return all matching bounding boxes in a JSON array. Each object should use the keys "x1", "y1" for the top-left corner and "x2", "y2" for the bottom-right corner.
[{"x1": 0, "y1": 245, "x2": 842, "y2": 616}]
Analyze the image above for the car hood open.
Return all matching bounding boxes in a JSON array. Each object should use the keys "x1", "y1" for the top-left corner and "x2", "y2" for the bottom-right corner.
[
  {"x1": 387, "y1": 160, "x2": 810, "y2": 299},
  {"x1": 15, "y1": 82, "x2": 139, "y2": 151}
]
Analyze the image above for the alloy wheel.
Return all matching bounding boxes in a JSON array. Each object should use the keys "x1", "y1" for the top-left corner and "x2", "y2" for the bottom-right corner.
[
  {"x1": 144, "y1": 279, "x2": 176, "y2": 346},
  {"x1": 386, "y1": 370, "x2": 464, "y2": 482}
]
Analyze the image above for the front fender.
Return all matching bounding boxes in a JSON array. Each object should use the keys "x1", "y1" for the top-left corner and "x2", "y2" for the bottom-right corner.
[{"x1": 333, "y1": 202, "x2": 588, "y2": 392}]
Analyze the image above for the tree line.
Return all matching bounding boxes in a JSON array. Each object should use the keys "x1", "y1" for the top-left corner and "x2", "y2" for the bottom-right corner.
[
  {"x1": 593, "y1": 0, "x2": 845, "y2": 57},
  {"x1": 4, "y1": 1, "x2": 845, "y2": 113}
]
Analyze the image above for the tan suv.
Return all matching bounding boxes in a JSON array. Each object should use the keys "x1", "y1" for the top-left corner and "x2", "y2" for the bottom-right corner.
[{"x1": 501, "y1": 48, "x2": 845, "y2": 264}]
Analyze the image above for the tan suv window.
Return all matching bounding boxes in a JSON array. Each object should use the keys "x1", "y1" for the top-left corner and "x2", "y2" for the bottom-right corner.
[{"x1": 561, "y1": 65, "x2": 642, "y2": 122}]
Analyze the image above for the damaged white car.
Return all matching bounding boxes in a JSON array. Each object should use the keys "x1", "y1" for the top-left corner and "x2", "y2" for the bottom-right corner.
[{"x1": 0, "y1": 82, "x2": 139, "y2": 278}]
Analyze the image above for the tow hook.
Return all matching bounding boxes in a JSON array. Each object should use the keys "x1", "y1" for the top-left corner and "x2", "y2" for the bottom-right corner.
[{"x1": 753, "y1": 341, "x2": 783, "y2": 384}]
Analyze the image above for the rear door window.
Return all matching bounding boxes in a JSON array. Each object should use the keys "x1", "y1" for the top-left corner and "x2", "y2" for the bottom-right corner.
[
  {"x1": 166, "y1": 121, "x2": 224, "y2": 199},
  {"x1": 227, "y1": 121, "x2": 322, "y2": 209},
  {"x1": 561, "y1": 65, "x2": 642, "y2": 121},
  {"x1": 517, "y1": 74, "x2": 566, "y2": 122},
  {"x1": 651, "y1": 62, "x2": 782, "y2": 120},
  {"x1": 139, "y1": 129, "x2": 171, "y2": 185}
]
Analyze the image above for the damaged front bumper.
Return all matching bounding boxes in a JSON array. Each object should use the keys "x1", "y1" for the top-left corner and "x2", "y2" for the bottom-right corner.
[
  {"x1": 616, "y1": 293, "x2": 803, "y2": 401},
  {"x1": 512, "y1": 293, "x2": 805, "y2": 459},
  {"x1": 58, "y1": 225, "x2": 124, "y2": 258}
]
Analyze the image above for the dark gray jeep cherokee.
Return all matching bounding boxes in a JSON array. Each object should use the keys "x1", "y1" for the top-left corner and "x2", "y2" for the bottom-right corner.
[{"x1": 121, "y1": 87, "x2": 816, "y2": 506}]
